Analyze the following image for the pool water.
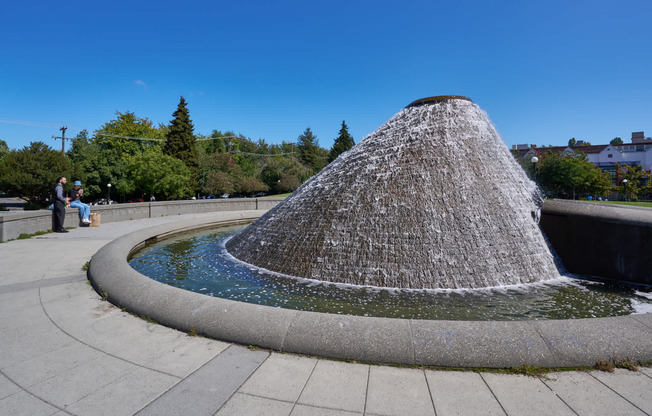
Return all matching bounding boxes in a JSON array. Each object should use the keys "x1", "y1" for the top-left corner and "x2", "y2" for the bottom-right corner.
[{"x1": 129, "y1": 224, "x2": 652, "y2": 321}]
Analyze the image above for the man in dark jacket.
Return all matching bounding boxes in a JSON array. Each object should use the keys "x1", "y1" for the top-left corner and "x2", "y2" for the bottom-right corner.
[{"x1": 52, "y1": 176, "x2": 69, "y2": 233}]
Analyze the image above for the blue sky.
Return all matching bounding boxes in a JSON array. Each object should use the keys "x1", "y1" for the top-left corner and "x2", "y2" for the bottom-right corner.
[{"x1": 1, "y1": 0, "x2": 650, "y2": 152}]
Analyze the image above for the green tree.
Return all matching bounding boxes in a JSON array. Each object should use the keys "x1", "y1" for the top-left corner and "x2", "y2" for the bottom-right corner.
[
  {"x1": 329, "y1": 120, "x2": 355, "y2": 162},
  {"x1": 198, "y1": 152, "x2": 242, "y2": 196},
  {"x1": 537, "y1": 151, "x2": 612, "y2": 199},
  {"x1": 0, "y1": 142, "x2": 74, "y2": 205},
  {"x1": 93, "y1": 111, "x2": 164, "y2": 156},
  {"x1": 120, "y1": 150, "x2": 192, "y2": 200},
  {"x1": 275, "y1": 173, "x2": 301, "y2": 193},
  {"x1": 68, "y1": 130, "x2": 123, "y2": 200},
  {"x1": 0, "y1": 140, "x2": 9, "y2": 164},
  {"x1": 610, "y1": 137, "x2": 623, "y2": 145},
  {"x1": 568, "y1": 138, "x2": 576, "y2": 147},
  {"x1": 237, "y1": 176, "x2": 269, "y2": 195},
  {"x1": 297, "y1": 128, "x2": 328, "y2": 174},
  {"x1": 617, "y1": 164, "x2": 646, "y2": 201},
  {"x1": 203, "y1": 171, "x2": 235, "y2": 196},
  {"x1": 164, "y1": 97, "x2": 199, "y2": 191},
  {"x1": 260, "y1": 155, "x2": 310, "y2": 192}
]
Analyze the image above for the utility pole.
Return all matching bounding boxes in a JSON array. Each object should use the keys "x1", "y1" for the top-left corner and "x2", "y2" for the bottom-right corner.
[{"x1": 52, "y1": 126, "x2": 72, "y2": 156}]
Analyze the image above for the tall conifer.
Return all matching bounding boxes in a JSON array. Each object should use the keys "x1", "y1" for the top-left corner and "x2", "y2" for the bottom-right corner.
[
  {"x1": 164, "y1": 97, "x2": 199, "y2": 191},
  {"x1": 329, "y1": 120, "x2": 355, "y2": 162}
]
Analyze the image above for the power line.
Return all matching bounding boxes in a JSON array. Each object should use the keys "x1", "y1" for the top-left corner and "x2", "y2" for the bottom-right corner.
[
  {"x1": 99, "y1": 133, "x2": 165, "y2": 141},
  {"x1": 97, "y1": 133, "x2": 306, "y2": 157},
  {"x1": 0, "y1": 118, "x2": 61, "y2": 128},
  {"x1": 98, "y1": 133, "x2": 241, "y2": 142}
]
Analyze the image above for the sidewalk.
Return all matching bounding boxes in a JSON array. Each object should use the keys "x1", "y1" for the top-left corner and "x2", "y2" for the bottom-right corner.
[{"x1": 1, "y1": 213, "x2": 651, "y2": 416}]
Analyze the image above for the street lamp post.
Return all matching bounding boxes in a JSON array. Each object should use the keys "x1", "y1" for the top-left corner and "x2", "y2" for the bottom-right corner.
[
  {"x1": 530, "y1": 156, "x2": 539, "y2": 182},
  {"x1": 622, "y1": 179, "x2": 628, "y2": 201},
  {"x1": 107, "y1": 183, "x2": 112, "y2": 204}
]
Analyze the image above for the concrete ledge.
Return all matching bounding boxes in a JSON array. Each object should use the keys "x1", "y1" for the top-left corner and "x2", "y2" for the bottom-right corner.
[
  {"x1": 0, "y1": 197, "x2": 284, "y2": 242},
  {"x1": 541, "y1": 199, "x2": 652, "y2": 284},
  {"x1": 87, "y1": 211, "x2": 652, "y2": 368}
]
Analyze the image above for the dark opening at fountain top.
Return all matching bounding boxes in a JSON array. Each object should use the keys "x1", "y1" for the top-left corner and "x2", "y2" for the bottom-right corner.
[
  {"x1": 406, "y1": 95, "x2": 473, "y2": 108},
  {"x1": 226, "y1": 96, "x2": 561, "y2": 289}
]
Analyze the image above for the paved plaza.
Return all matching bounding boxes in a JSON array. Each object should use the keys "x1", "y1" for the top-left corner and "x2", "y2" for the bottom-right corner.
[{"x1": 1, "y1": 212, "x2": 651, "y2": 415}]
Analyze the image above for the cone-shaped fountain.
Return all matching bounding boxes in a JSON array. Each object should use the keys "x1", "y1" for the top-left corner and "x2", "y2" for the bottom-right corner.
[{"x1": 226, "y1": 96, "x2": 561, "y2": 289}]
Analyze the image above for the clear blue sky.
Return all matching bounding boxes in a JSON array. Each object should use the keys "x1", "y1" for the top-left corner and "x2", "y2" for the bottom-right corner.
[{"x1": 1, "y1": 0, "x2": 650, "y2": 152}]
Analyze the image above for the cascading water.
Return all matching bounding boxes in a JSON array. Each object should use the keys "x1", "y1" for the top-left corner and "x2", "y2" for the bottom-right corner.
[{"x1": 225, "y1": 96, "x2": 562, "y2": 289}]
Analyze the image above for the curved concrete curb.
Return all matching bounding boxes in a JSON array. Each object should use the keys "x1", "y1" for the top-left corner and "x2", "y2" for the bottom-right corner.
[{"x1": 88, "y1": 211, "x2": 652, "y2": 368}]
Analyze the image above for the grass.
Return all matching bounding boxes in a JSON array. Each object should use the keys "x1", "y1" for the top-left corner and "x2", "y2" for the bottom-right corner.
[
  {"x1": 17, "y1": 230, "x2": 54, "y2": 239},
  {"x1": 262, "y1": 193, "x2": 291, "y2": 198},
  {"x1": 596, "y1": 200, "x2": 652, "y2": 208}
]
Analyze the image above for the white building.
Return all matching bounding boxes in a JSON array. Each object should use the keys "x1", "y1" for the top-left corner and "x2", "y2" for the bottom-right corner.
[{"x1": 513, "y1": 132, "x2": 651, "y2": 184}]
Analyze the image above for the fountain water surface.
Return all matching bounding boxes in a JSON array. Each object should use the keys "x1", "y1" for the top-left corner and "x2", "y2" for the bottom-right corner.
[{"x1": 226, "y1": 96, "x2": 561, "y2": 289}]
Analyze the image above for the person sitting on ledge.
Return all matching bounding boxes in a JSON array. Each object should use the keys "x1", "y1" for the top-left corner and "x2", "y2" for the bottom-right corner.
[{"x1": 69, "y1": 181, "x2": 91, "y2": 224}]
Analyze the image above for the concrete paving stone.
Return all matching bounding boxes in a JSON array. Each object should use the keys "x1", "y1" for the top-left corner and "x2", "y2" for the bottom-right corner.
[
  {"x1": 27, "y1": 354, "x2": 139, "y2": 408},
  {"x1": 65, "y1": 366, "x2": 180, "y2": 416},
  {"x1": 0, "y1": 372, "x2": 21, "y2": 399},
  {"x1": 0, "y1": 302, "x2": 46, "y2": 334},
  {"x1": 638, "y1": 366, "x2": 652, "y2": 377},
  {"x1": 138, "y1": 345, "x2": 269, "y2": 416},
  {"x1": 589, "y1": 369, "x2": 652, "y2": 414},
  {"x1": 1, "y1": 275, "x2": 86, "y2": 296},
  {"x1": 76, "y1": 322, "x2": 194, "y2": 365},
  {"x1": 0, "y1": 327, "x2": 75, "y2": 369},
  {"x1": 216, "y1": 393, "x2": 293, "y2": 416},
  {"x1": 144, "y1": 336, "x2": 230, "y2": 378},
  {"x1": 425, "y1": 370, "x2": 505, "y2": 416},
  {"x1": 543, "y1": 371, "x2": 646, "y2": 415},
  {"x1": 0, "y1": 389, "x2": 62, "y2": 416},
  {"x1": 0, "y1": 290, "x2": 41, "y2": 315},
  {"x1": 291, "y1": 404, "x2": 362, "y2": 416},
  {"x1": 297, "y1": 359, "x2": 368, "y2": 413},
  {"x1": 239, "y1": 353, "x2": 316, "y2": 402},
  {"x1": 482, "y1": 373, "x2": 576, "y2": 416},
  {"x1": 365, "y1": 366, "x2": 435, "y2": 416},
  {"x1": 2, "y1": 342, "x2": 102, "y2": 388}
]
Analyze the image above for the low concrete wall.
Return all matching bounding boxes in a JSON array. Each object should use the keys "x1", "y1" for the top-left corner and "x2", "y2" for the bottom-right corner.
[
  {"x1": 540, "y1": 199, "x2": 652, "y2": 285},
  {"x1": 0, "y1": 198, "x2": 283, "y2": 242}
]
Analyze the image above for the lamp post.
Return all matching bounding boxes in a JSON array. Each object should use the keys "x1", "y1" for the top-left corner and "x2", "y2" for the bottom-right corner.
[
  {"x1": 530, "y1": 156, "x2": 539, "y2": 182},
  {"x1": 107, "y1": 183, "x2": 112, "y2": 204},
  {"x1": 622, "y1": 179, "x2": 628, "y2": 201}
]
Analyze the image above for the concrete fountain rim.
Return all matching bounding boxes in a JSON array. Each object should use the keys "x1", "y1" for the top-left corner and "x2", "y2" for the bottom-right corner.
[{"x1": 87, "y1": 210, "x2": 652, "y2": 369}]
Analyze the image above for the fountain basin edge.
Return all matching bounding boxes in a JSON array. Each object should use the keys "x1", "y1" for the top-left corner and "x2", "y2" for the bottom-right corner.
[{"x1": 88, "y1": 210, "x2": 652, "y2": 368}]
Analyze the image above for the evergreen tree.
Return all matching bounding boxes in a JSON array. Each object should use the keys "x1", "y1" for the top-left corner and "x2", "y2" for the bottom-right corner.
[
  {"x1": 297, "y1": 127, "x2": 327, "y2": 174},
  {"x1": 164, "y1": 97, "x2": 199, "y2": 191},
  {"x1": 329, "y1": 120, "x2": 355, "y2": 162}
]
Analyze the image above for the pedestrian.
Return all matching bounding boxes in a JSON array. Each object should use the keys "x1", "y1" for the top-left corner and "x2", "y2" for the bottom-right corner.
[
  {"x1": 52, "y1": 176, "x2": 69, "y2": 233},
  {"x1": 69, "y1": 181, "x2": 92, "y2": 224}
]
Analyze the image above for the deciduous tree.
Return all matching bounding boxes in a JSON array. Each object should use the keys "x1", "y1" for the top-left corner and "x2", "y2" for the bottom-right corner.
[
  {"x1": 0, "y1": 142, "x2": 74, "y2": 205},
  {"x1": 121, "y1": 150, "x2": 192, "y2": 200}
]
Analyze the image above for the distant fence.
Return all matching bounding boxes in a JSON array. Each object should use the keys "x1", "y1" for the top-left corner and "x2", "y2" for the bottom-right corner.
[{"x1": 0, "y1": 198, "x2": 284, "y2": 242}]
